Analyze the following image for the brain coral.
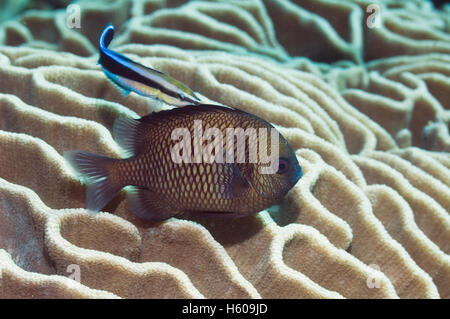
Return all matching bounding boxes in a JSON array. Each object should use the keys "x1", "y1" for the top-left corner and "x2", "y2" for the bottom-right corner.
[{"x1": 0, "y1": 0, "x2": 449, "y2": 299}]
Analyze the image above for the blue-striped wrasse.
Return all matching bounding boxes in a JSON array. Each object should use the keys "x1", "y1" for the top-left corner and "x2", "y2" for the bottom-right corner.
[{"x1": 98, "y1": 24, "x2": 201, "y2": 106}]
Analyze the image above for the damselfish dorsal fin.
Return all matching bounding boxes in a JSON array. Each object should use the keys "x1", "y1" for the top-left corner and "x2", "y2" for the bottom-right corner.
[
  {"x1": 113, "y1": 117, "x2": 140, "y2": 157},
  {"x1": 138, "y1": 104, "x2": 235, "y2": 123},
  {"x1": 113, "y1": 105, "x2": 239, "y2": 157}
]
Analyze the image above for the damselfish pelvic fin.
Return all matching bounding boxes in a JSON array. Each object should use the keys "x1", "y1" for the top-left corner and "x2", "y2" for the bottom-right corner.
[
  {"x1": 126, "y1": 187, "x2": 180, "y2": 221},
  {"x1": 64, "y1": 151, "x2": 123, "y2": 213},
  {"x1": 184, "y1": 210, "x2": 243, "y2": 220}
]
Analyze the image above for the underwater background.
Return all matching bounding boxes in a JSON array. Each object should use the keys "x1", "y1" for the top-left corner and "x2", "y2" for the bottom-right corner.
[{"x1": 0, "y1": 0, "x2": 449, "y2": 298}]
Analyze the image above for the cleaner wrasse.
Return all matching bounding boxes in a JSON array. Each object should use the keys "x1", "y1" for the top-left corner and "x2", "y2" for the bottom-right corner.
[{"x1": 98, "y1": 24, "x2": 201, "y2": 106}]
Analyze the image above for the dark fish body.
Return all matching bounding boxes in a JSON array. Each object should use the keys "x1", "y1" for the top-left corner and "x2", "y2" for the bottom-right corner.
[
  {"x1": 98, "y1": 24, "x2": 201, "y2": 106},
  {"x1": 64, "y1": 105, "x2": 302, "y2": 221}
]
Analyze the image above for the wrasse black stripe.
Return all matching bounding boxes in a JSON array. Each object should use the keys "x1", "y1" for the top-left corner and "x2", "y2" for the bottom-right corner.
[{"x1": 99, "y1": 49, "x2": 182, "y2": 100}]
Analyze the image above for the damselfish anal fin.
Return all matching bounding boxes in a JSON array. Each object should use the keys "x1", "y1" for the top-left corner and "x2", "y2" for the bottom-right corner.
[{"x1": 126, "y1": 187, "x2": 179, "y2": 221}]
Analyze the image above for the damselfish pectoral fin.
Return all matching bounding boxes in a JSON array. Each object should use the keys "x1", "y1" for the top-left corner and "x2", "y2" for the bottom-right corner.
[
  {"x1": 126, "y1": 187, "x2": 179, "y2": 221},
  {"x1": 228, "y1": 163, "x2": 250, "y2": 197},
  {"x1": 236, "y1": 162, "x2": 273, "y2": 199},
  {"x1": 212, "y1": 162, "x2": 250, "y2": 200}
]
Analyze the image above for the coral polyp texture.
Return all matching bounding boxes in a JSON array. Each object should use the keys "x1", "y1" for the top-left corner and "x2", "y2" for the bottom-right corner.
[{"x1": 0, "y1": 0, "x2": 449, "y2": 299}]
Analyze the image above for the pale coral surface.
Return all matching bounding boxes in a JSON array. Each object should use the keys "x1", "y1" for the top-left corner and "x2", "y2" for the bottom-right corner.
[{"x1": 0, "y1": 0, "x2": 449, "y2": 299}]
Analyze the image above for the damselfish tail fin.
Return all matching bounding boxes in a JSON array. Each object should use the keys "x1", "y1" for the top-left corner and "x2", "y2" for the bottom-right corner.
[{"x1": 64, "y1": 151, "x2": 123, "y2": 213}]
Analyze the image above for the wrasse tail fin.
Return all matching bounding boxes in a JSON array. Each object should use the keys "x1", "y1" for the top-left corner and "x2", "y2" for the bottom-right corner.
[
  {"x1": 99, "y1": 24, "x2": 114, "y2": 51},
  {"x1": 64, "y1": 151, "x2": 123, "y2": 213},
  {"x1": 127, "y1": 187, "x2": 180, "y2": 221}
]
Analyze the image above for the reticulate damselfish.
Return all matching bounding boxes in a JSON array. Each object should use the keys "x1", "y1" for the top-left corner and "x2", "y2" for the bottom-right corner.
[
  {"x1": 98, "y1": 24, "x2": 201, "y2": 106},
  {"x1": 64, "y1": 104, "x2": 302, "y2": 221}
]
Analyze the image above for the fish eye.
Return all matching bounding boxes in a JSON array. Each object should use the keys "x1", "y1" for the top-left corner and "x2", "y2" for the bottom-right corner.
[{"x1": 276, "y1": 158, "x2": 289, "y2": 174}]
